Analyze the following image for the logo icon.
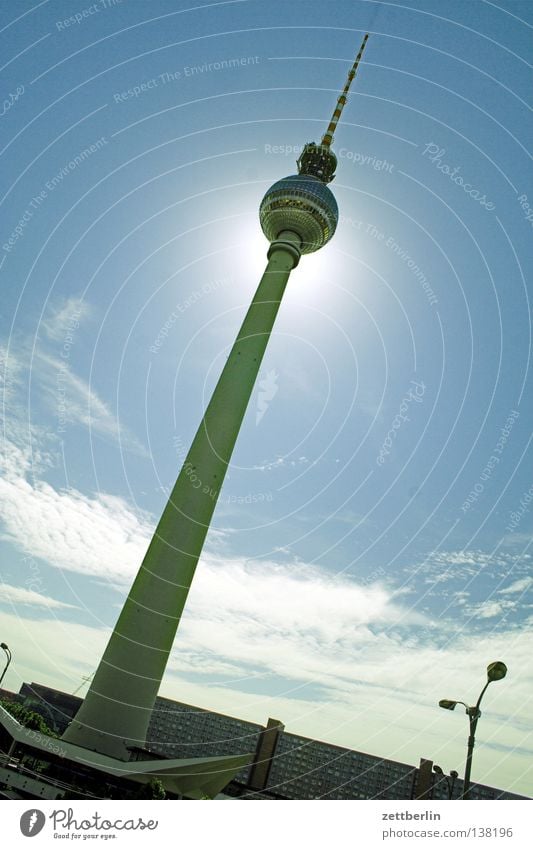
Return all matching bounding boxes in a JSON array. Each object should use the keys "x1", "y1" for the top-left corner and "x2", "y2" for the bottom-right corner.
[{"x1": 20, "y1": 810, "x2": 46, "y2": 837}]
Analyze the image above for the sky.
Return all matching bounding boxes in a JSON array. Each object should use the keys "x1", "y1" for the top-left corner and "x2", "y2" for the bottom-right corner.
[{"x1": 0, "y1": 0, "x2": 532, "y2": 797}]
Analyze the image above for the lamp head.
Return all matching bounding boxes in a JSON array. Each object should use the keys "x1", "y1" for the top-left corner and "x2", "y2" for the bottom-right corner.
[
  {"x1": 433, "y1": 764, "x2": 444, "y2": 774},
  {"x1": 450, "y1": 770, "x2": 458, "y2": 779},
  {"x1": 439, "y1": 699, "x2": 457, "y2": 711},
  {"x1": 0, "y1": 643, "x2": 8, "y2": 650},
  {"x1": 487, "y1": 661, "x2": 507, "y2": 682}
]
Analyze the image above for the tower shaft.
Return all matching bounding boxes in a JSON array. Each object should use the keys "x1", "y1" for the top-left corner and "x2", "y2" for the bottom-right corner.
[
  {"x1": 62, "y1": 232, "x2": 301, "y2": 759},
  {"x1": 61, "y1": 32, "x2": 369, "y2": 764}
]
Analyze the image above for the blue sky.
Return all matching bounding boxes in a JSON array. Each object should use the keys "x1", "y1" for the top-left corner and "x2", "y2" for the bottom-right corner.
[{"x1": 1, "y1": 0, "x2": 532, "y2": 795}]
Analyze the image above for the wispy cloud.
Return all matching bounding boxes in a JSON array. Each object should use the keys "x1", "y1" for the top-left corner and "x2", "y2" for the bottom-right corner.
[
  {"x1": 499, "y1": 577, "x2": 533, "y2": 595},
  {"x1": 170, "y1": 555, "x2": 431, "y2": 695},
  {"x1": 406, "y1": 550, "x2": 532, "y2": 587},
  {"x1": 0, "y1": 521, "x2": 530, "y2": 795},
  {"x1": 1, "y1": 295, "x2": 147, "y2": 455},
  {"x1": 2, "y1": 316, "x2": 532, "y2": 795},
  {"x1": 0, "y1": 434, "x2": 152, "y2": 584},
  {"x1": 253, "y1": 456, "x2": 310, "y2": 472},
  {"x1": 0, "y1": 582, "x2": 77, "y2": 611},
  {"x1": 33, "y1": 349, "x2": 147, "y2": 454},
  {"x1": 464, "y1": 599, "x2": 515, "y2": 620},
  {"x1": 41, "y1": 295, "x2": 92, "y2": 343},
  {"x1": 255, "y1": 368, "x2": 279, "y2": 425}
]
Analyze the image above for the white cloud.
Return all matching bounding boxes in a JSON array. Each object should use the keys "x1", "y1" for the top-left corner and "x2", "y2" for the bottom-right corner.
[
  {"x1": 41, "y1": 295, "x2": 92, "y2": 343},
  {"x1": 0, "y1": 608, "x2": 108, "y2": 696},
  {"x1": 253, "y1": 456, "x2": 310, "y2": 472},
  {"x1": 0, "y1": 345, "x2": 23, "y2": 404},
  {"x1": 0, "y1": 436, "x2": 152, "y2": 584},
  {"x1": 1, "y1": 311, "x2": 147, "y2": 455},
  {"x1": 2, "y1": 594, "x2": 530, "y2": 794},
  {"x1": 467, "y1": 600, "x2": 510, "y2": 620},
  {"x1": 500, "y1": 577, "x2": 533, "y2": 595},
  {"x1": 0, "y1": 440, "x2": 526, "y2": 724},
  {"x1": 33, "y1": 349, "x2": 147, "y2": 454},
  {"x1": 1, "y1": 342, "x2": 532, "y2": 795},
  {"x1": 0, "y1": 512, "x2": 531, "y2": 797},
  {"x1": 157, "y1": 554, "x2": 432, "y2": 704},
  {"x1": 0, "y1": 434, "x2": 426, "y2": 652},
  {"x1": 0, "y1": 427, "x2": 434, "y2": 695},
  {"x1": 408, "y1": 550, "x2": 531, "y2": 586},
  {"x1": 0, "y1": 582, "x2": 77, "y2": 610}
]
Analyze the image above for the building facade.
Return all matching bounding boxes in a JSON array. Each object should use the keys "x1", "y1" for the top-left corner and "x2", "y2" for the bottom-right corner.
[{"x1": 3, "y1": 683, "x2": 527, "y2": 801}]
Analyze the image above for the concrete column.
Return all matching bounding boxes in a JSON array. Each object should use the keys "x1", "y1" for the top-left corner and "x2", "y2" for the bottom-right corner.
[
  {"x1": 413, "y1": 758, "x2": 434, "y2": 799},
  {"x1": 63, "y1": 232, "x2": 302, "y2": 759},
  {"x1": 248, "y1": 718, "x2": 284, "y2": 792}
]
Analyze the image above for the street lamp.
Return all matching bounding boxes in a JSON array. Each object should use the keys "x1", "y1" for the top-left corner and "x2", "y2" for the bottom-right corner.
[
  {"x1": 0, "y1": 643, "x2": 12, "y2": 688},
  {"x1": 439, "y1": 661, "x2": 507, "y2": 799},
  {"x1": 433, "y1": 764, "x2": 459, "y2": 799}
]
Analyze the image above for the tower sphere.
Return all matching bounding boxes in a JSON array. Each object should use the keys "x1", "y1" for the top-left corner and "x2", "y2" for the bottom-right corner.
[{"x1": 259, "y1": 174, "x2": 339, "y2": 254}]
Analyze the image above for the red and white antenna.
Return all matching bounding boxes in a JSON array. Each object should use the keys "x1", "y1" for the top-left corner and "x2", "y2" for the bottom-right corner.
[
  {"x1": 297, "y1": 33, "x2": 370, "y2": 183},
  {"x1": 321, "y1": 33, "x2": 369, "y2": 148}
]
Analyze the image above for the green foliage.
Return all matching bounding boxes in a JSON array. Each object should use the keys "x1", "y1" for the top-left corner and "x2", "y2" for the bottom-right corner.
[
  {"x1": 135, "y1": 777, "x2": 167, "y2": 800},
  {"x1": 0, "y1": 699, "x2": 59, "y2": 738}
]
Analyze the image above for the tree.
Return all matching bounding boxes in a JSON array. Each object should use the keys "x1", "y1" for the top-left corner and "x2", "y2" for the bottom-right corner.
[
  {"x1": 135, "y1": 777, "x2": 167, "y2": 800},
  {"x1": 0, "y1": 700, "x2": 59, "y2": 737}
]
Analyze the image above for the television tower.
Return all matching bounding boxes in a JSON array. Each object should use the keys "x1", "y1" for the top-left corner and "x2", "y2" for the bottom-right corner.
[{"x1": 62, "y1": 34, "x2": 369, "y2": 762}]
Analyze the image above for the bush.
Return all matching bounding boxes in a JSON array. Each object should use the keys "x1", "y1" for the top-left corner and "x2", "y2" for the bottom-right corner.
[
  {"x1": 135, "y1": 777, "x2": 166, "y2": 800},
  {"x1": 0, "y1": 700, "x2": 59, "y2": 738}
]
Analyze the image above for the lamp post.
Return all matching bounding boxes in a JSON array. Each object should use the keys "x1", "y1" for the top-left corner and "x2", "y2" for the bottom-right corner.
[
  {"x1": 0, "y1": 643, "x2": 12, "y2": 688},
  {"x1": 439, "y1": 661, "x2": 507, "y2": 799},
  {"x1": 433, "y1": 764, "x2": 458, "y2": 799}
]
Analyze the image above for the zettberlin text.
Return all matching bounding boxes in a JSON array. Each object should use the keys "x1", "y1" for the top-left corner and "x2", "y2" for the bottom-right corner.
[{"x1": 382, "y1": 811, "x2": 440, "y2": 820}]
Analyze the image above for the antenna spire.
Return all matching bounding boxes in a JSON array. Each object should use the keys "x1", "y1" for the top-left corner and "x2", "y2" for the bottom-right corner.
[
  {"x1": 297, "y1": 33, "x2": 369, "y2": 183},
  {"x1": 321, "y1": 33, "x2": 369, "y2": 148}
]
